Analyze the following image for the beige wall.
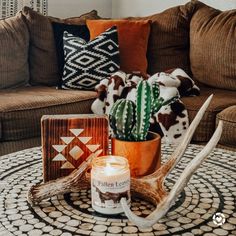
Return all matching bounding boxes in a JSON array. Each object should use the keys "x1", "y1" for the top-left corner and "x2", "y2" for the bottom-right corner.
[
  {"x1": 48, "y1": 0, "x2": 112, "y2": 18},
  {"x1": 112, "y1": 0, "x2": 236, "y2": 18}
]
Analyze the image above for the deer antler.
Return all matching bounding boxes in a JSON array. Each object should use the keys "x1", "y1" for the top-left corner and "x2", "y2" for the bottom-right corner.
[
  {"x1": 27, "y1": 95, "x2": 223, "y2": 229},
  {"x1": 27, "y1": 151, "x2": 94, "y2": 205},
  {"x1": 121, "y1": 120, "x2": 223, "y2": 228}
]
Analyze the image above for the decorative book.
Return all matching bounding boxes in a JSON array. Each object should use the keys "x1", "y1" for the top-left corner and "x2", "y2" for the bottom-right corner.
[{"x1": 41, "y1": 114, "x2": 109, "y2": 182}]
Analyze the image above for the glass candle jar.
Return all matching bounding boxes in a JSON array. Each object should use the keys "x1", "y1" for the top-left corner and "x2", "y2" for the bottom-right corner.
[{"x1": 91, "y1": 155, "x2": 131, "y2": 215}]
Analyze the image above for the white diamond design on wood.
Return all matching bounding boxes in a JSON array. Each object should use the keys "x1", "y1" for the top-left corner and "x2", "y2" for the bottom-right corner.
[
  {"x1": 52, "y1": 154, "x2": 67, "y2": 162},
  {"x1": 52, "y1": 145, "x2": 67, "y2": 153},
  {"x1": 78, "y1": 137, "x2": 92, "y2": 144},
  {"x1": 60, "y1": 137, "x2": 74, "y2": 144},
  {"x1": 70, "y1": 129, "x2": 84, "y2": 137},
  {"x1": 86, "y1": 145, "x2": 100, "y2": 152},
  {"x1": 69, "y1": 146, "x2": 84, "y2": 160},
  {"x1": 61, "y1": 161, "x2": 75, "y2": 169}
]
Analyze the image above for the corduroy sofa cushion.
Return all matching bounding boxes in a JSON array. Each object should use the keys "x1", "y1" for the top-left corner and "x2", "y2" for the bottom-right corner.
[
  {"x1": 190, "y1": 0, "x2": 236, "y2": 90},
  {"x1": 216, "y1": 106, "x2": 236, "y2": 148},
  {"x1": 181, "y1": 86, "x2": 236, "y2": 142},
  {"x1": 0, "y1": 87, "x2": 97, "y2": 141},
  {"x1": 0, "y1": 12, "x2": 29, "y2": 89},
  {"x1": 22, "y1": 7, "x2": 62, "y2": 86},
  {"x1": 126, "y1": 1, "x2": 195, "y2": 75},
  {"x1": 21, "y1": 7, "x2": 100, "y2": 87}
]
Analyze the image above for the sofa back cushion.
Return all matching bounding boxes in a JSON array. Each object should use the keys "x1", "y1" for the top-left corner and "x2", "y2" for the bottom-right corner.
[
  {"x1": 127, "y1": 1, "x2": 195, "y2": 76},
  {"x1": 64, "y1": 10, "x2": 100, "y2": 25},
  {"x1": 190, "y1": 1, "x2": 236, "y2": 90},
  {"x1": 22, "y1": 7, "x2": 100, "y2": 87},
  {"x1": 22, "y1": 7, "x2": 61, "y2": 86},
  {"x1": 0, "y1": 12, "x2": 29, "y2": 89}
]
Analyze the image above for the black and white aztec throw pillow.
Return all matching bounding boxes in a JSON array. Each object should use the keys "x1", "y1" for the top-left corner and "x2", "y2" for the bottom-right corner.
[{"x1": 62, "y1": 26, "x2": 120, "y2": 90}]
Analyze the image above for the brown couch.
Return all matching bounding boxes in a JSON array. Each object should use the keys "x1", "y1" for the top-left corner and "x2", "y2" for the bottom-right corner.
[{"x1": 0, "y1": 0, "x2": 236, "y2": 156}]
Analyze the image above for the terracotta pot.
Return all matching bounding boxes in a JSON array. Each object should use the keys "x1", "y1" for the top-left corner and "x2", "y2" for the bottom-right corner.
[{"x1": 111, "y1": 132, "x2": 161, "y2": 177}]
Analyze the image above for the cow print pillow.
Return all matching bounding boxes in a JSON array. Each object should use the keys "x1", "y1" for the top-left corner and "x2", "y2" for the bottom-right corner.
[{"x1": 62, "y1": 26, "x2": 120, "y2": 90}]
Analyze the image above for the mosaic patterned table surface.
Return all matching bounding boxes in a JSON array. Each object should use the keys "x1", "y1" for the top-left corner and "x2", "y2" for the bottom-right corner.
[{"x1": 0, "y1": 144, "x2": 235, "y2": 236}]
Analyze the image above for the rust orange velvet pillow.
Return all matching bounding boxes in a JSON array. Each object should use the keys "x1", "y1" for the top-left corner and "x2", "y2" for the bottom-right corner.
[{"x1": 87, "y1": 20, "x2": 150, "y2": 75}]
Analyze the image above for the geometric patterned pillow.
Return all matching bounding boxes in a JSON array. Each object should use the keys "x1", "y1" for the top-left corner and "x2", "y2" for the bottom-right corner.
[{"x1": 62, "y1": 26, "x2": 120, "y2": 90}]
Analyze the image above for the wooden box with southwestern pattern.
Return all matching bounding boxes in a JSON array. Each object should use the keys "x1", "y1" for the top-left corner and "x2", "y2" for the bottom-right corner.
[{"x1": 41, "y1": 114, "x2": 109, "y2": 182}]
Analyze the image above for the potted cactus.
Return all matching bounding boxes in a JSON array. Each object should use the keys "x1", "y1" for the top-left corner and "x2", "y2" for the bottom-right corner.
[{"x1": 109, "y1": 80, "x2": 176, "y2": 177}]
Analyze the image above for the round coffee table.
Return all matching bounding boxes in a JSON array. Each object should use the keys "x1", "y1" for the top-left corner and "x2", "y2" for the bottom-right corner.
[{"x1": 0, "y1": 144, "x2": 235, "y2": 236}]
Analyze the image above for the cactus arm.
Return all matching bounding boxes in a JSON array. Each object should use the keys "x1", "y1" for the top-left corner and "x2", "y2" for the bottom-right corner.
[
  {"x1": 116, "y1": 100, "x2": 135, "y2": 140},
  {"x1": 115, "y1": 101, "x2": 128, "y2": 140},
  {"x1": 152, "y1": 98, "x2": 164, "y2": 113},
  {"x1": 152, "y1": 82, "x2": 164, "y2": 113},
  {"x1": 109, "y1": 99, "x2": 135, "y2": 140},
  {"x1": 152, "y1": 82, "x2": 160, "y2": 101},
  {"x1": 132, "y1": 81, "x2": 152, "y2": 141},
  {"x1": 153, "y1": 95, "x2": 179, "y2": 115},
  {"x1": 152, "y1": 82, "x2": 179, "y2": 114},
  {"x1": 162, "y1": 95, "x2": 179, "y2": 106},
  {"x1": 123, "y1": 100, "x2": 135, "y2": 140},
  {"x1": 109, "y1": 99, "x2": 124, "y2": 138}
]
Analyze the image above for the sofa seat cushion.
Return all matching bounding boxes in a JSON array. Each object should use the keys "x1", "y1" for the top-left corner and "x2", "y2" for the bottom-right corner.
[
  {"x1": 181, "y1": 86, "x2": 236, "y2": 142},
  {"x1": 0, "y1": 86, "x2": 97, "y2": 141},
  {"x1": 216, "y1": 106, "x2": 236, "y2": 148}
]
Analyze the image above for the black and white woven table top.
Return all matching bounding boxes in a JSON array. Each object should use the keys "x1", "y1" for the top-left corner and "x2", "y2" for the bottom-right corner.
[{"x1": 0, "y1": 144, "x2": 235, "y2": 236}]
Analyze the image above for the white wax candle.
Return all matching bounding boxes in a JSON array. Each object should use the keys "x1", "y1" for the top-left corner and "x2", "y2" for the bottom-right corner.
[{"x1": 91, "y1": 156, "x2": 131, "y2": 215}]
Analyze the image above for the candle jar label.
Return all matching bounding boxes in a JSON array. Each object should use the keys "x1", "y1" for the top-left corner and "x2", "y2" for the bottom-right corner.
[{"x1": 91, "y1": 170, "x2": 131, "y2": 214}]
